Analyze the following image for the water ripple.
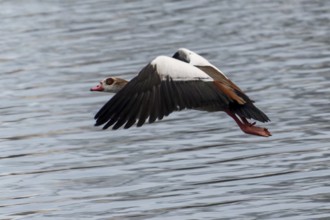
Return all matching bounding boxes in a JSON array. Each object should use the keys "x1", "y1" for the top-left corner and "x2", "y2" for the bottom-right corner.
[{"x1": 1, "y1": 0, "x2": 330, "y2": 219}]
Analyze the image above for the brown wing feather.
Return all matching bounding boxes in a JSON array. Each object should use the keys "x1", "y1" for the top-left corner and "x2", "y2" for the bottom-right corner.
[
  {"x1": 213, "y1": 81, "x2": 245, "y2": 105},
  {"x1": 197, "y1": 65, "x2": 270, "y2": 122},
  {"x1": 197, "y1": 65, "x2": 246, "y2": 104}
]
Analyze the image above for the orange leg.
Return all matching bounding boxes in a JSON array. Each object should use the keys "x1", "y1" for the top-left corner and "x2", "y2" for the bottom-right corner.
[{"x1": 225, "y1": 110, "x2": 271, "y2": 137}]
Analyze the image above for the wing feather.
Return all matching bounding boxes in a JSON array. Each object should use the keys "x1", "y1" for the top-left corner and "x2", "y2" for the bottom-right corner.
[{"x1": 94, "y1": 56, "x2": 239, "y2": 130}]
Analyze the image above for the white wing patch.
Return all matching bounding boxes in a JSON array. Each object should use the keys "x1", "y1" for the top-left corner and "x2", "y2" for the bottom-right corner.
[{"x1": 151, "y1": 56, "x2": 213, "y2": 81}]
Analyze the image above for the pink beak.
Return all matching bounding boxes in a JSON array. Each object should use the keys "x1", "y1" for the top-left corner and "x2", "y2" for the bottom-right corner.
[{"x1": 90, "y1": 84, "x2": 104, "y2": 92}]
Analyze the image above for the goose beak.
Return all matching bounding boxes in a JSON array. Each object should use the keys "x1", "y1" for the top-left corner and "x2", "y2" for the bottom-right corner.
[{"x1": 90, "y1": 84, "x2": 104, "y2": 92}]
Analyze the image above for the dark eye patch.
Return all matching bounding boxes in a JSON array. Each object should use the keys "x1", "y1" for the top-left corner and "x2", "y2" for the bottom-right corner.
[{"x1": 105, "y1": 78, "x2": 114, "y2": 85}]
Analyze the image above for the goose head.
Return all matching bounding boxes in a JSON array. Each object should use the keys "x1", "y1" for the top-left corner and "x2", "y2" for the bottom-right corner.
[{"x1": 90, "y1": 77, "x2": 128, "y2": 93}]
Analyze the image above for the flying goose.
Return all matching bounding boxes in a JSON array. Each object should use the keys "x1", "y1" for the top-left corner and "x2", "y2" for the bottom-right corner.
[{"x1": 90, "y1": 48, "x2": 271, "y2": 137}]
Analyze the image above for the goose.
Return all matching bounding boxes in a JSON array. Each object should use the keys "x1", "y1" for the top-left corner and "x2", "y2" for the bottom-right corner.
[{"x1": 90, "y1": 48, "x2": 271, "y2": 137}]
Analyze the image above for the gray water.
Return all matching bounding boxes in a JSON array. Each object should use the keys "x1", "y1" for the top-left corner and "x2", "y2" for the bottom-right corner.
[{"x1": 1, "y1": 0, "x2": 330, "y2": 219}]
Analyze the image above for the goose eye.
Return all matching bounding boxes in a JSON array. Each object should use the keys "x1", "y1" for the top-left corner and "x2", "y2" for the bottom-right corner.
[{"x1": 105, "y1": 78, "x2": 114, "y2": 85}]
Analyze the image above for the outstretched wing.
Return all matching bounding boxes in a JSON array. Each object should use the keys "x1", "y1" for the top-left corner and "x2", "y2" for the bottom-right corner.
[{"x1": 94, "y1": 56, "x2": 232, "y2": 130}]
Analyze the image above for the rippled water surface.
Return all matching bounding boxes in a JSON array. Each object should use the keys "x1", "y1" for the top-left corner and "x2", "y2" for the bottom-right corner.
[{"x1": 1, "y1": 0, "x2": 330, "y2": 219}]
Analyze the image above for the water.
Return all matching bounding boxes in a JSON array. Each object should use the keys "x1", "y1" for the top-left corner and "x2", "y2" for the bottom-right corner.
[{"x1": 1, "y1": 0, "x2": 330, "y2": 219}]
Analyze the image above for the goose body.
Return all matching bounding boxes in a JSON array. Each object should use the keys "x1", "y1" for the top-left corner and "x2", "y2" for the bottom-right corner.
[{"x1": 91, "y1": 49, "x2": 271, "y2": 137}]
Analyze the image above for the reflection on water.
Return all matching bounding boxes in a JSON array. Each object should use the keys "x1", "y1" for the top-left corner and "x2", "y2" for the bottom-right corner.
[{"x1": 1, "y1": 0, "x2": 330, "y2": 219}]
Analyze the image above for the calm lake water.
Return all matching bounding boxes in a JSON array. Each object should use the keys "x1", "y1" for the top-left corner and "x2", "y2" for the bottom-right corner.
[{"x1": 1, "y1": 0, "x2": 330, "y2": 219}]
